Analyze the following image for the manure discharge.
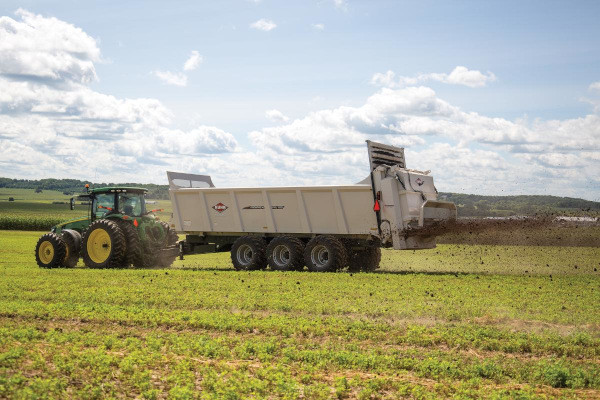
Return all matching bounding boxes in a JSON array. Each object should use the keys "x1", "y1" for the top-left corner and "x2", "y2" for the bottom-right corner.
[{"x1": 408, "y1": 216, "x2": 600, "y2": 247}]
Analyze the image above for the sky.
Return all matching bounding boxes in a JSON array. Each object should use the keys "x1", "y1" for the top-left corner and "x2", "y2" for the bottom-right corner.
[{"x1": 0, "y1": 0, "x2": 599, "y2": 200}]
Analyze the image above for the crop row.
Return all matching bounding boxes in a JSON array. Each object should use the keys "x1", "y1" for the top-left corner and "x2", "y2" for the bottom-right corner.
[
  {"x1": 1, "y1": 317, "x2": 599, "y2": 399},
  {"x1": 0, "y1": 215, "x2": 64, "y2": 231}
]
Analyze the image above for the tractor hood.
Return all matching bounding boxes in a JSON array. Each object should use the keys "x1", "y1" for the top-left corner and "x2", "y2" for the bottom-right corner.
[{"x1": 52, "y1": 216, "x2": 91, "y2": 234}]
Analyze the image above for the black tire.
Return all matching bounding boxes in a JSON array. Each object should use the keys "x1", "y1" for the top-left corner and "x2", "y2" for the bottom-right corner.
[
  {"x1": 304, "y1": 235, "x2": 347, "y2": 272},
  {"x1": 61, "y1": 229, "x2": 81, "y2": 268},
  {"x1": 116, "y1": 220, "x2": 145, "y2": 268},
  {"x1": 35, "y1": 233, "x2": 66, "y2": 269},
  {"x1": 266, "y1": 236, "x2": 305, "y2": 271},
  {"x1": 157, "y1": 221, "x2": 179, "y2": 268},
  {"x1": 81, "y1": 219, "x2": 127, "y2": 268},
  {"x1": 347, "y1": 246, "x2": 381, "y2": 272},
  {"x1": 231, "y1": 236, "x2": 267, "y2": 271}
]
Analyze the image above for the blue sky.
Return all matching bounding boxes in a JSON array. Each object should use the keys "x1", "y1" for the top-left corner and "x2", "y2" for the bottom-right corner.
[{"x1": 0, "y1": 1, "x2": 599, "y2": 200}]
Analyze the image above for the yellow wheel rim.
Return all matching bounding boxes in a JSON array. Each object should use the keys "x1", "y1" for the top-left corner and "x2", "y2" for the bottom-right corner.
[
  {"x1": 87, "y1": 229, "x2": 111, "y2": 264},
  {"x1": 64, "y1": 242, "x2": 70, "y2": 262},
  {"x1": 38, "y1": 241, "x2": 54, "y2": 264}
]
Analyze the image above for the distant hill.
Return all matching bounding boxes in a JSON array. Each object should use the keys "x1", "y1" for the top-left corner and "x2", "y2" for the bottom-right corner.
[
  {"x1": 1, "y1": 177, "x2": 598, "y2": 217},
  {"x1": 438, "y1": 193, "x2": 600, "y2": 217}
]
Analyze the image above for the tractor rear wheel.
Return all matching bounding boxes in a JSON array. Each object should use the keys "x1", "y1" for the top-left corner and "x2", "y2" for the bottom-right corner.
[
  {"x1": 35, "y1": 233, "x2": 66, "y2": 269},
  {"x1": 61, "y1": 229, "x2": 81, "y2": 268},
  {"x1": 116, "y1": 220, "x2": 145, "y2": 268},
  {"x1": 266, "y1": 236, "x2": 305, "y2": 271},
  {"x1": 82, "y1": 220, "x2": 126, "y2": 268},
  {"x1": 304, "y1": 235, "x2": 347, "y2": 272},
  {"x1": 231, "y1": 236, "x2": 267, "y2": 271}
]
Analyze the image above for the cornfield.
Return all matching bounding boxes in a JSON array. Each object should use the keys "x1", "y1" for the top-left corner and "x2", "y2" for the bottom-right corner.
[{"x1": 0, "y1": 215, "x2": 64, "y2": 230}]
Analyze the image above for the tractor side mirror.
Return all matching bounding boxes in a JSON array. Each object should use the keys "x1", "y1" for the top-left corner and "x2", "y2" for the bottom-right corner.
[{"x1": 70, "y1": 197, "x2": 75, "y2": 210}]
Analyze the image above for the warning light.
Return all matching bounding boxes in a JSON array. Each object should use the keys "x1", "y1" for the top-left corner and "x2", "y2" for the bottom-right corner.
[
  {"x1": 373, "y1": 199, "x2": 381, "y2": 212},
  {"x1": 134, "y1": 219, "x2": 139, "y2": 227}
]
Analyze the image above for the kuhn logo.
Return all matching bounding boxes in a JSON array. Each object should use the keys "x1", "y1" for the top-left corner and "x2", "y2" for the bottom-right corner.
[
  {"x1": 212, "y1": 202, "x2": 228, "y2": 213},
  {"x1": 415, "y1": 178, "x2": 424, "y2": 186}
]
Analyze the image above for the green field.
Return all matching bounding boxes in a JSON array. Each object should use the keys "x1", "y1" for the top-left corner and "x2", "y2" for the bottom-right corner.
[{"x1": 1, "y1": 230, "x2": 599, "y2": 399}]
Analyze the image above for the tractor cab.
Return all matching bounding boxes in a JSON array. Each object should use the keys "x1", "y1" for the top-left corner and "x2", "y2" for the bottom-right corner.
[
  {"x1": 88, "y1": 187, "x2": 148, "y2": 220},
  {"x1": 69, "y1": 187, "x2": 148, "y2": 220}
]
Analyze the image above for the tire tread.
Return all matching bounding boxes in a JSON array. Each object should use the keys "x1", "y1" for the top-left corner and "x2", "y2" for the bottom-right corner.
[
  {"x1": 266, "y1": 236, "x2": 305, "y2": 271},
  {"x1": 81, "y1": 219, "x2": 126, "y2": 268},
  {"x1": 231, "y1": 236, "x2": 267, "y2": 271},
  {"x1": 304, "y1": 235, "x2": 347, "y2": 272}
]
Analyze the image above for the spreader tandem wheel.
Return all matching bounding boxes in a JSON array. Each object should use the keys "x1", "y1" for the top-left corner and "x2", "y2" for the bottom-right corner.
[
  {"x1": 231, "y1": 236, "x2": 267, "y2": 270},
  {"x1": 304, "y1": 235, "x2": 348, "y2": 272},
  {"x1": 35, "y1": 233, "x2": 67, "y2": 269},
  {"x1": 266, "y1": 236, "x2": 305, "y2": 271},
  {"x1": 347, "y1": 246, "x2": 381, "y2": 272},
  {"x1": 82, "y1": 219, "x2": 126, "y2": 268}
]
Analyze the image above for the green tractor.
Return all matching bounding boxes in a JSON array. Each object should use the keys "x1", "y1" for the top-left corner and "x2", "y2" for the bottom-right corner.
[{"x1": 35, "y1": 186, "x2": 179, "y2": 269}]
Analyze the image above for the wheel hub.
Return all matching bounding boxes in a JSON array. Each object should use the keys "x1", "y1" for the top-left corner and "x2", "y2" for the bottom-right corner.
[
  {"x1": 236, "y1": 244, "x2": 254, "y2": 266},
  {"x1": 310, "y1": 245, "x2": 329, "y2": 268},
  {"x1": 38, "y1": 240, "x2": 54, "y2": 264},
  {"x1": 272, "y1": 244, "x2": 291, "y2": 267},
  {"x1": 87, "y1": 228, "x2": 112, "y2": 264}
]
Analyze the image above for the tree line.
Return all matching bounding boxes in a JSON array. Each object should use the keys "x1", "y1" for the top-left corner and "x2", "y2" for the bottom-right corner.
[{"x1": 0, "y1": 177, "x2": 170, "y2": 200}]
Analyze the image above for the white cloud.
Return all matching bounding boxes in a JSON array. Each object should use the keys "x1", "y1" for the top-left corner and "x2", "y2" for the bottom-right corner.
[
  {"x1": 312, "y1": 23, "x2": 325, "y2": 31},
  {"x1": 265, "y1": 109, "x2": 289, "y2": 123},
  {"x1": 371, "y1": 70, "x2": 396, "y2": 87},
  {"x1": 332, "y1": 0, "x2": 348, "y2": 10},
  {"x1": 153, "y1": 70, "x2": 188, "y2": 87},
  {"x1": 153, "y1": 50, "x2": 202, "y2": 86},
  {"x1": 0, "y1": 9, "x2": 100, "y2": 84},
  {"x1": 590, "y1": 81, "x2": 600, "y2": 92},
  {"x1": 248, "y1": 85, "x2": 599, "y2": 196},
  {"x1": 445, "y1": 66, "x2": 497, "y2": 88},
  {"x1": 0, "y1": 10, "x2": 237, "y2": 184},
  {"x1": 250, "y1": 18, "x2": 277, "y2": 31},
  {"x1": 372, "y1": 66, "x2": 497, "y2": 88},
  {"x1": 155, "y1": 126, "x2": 238, "y2": 155},
  {"x1": 183, "y1": 50, "x2": 202, "y2": 71}
]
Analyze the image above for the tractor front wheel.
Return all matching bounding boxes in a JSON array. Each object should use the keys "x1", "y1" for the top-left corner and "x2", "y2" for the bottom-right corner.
[
  {"x1": 35, "y1": 233, "x2": 66, "y2": 269},
  {"x1": 81, "y1": 220, "x2": 126, "y2": 268}
]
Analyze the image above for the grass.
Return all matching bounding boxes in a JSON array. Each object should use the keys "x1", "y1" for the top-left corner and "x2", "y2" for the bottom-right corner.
[{"x1": 1, "y1": 230, "x2": 600, "y2": 398}]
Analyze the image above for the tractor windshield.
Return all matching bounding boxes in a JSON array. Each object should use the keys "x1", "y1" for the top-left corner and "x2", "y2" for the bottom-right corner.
[
  {"x1": 118, "y1": 193, "x2": 145, "y2": 217},
  {"x1": 93, "y1": 193, "x2": 115, "y2": 218}
]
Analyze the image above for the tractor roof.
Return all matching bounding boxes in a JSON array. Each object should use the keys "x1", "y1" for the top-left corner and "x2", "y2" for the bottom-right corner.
[{"x1": 89, "y1": 187, "x2": 148, "y2": 194}]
